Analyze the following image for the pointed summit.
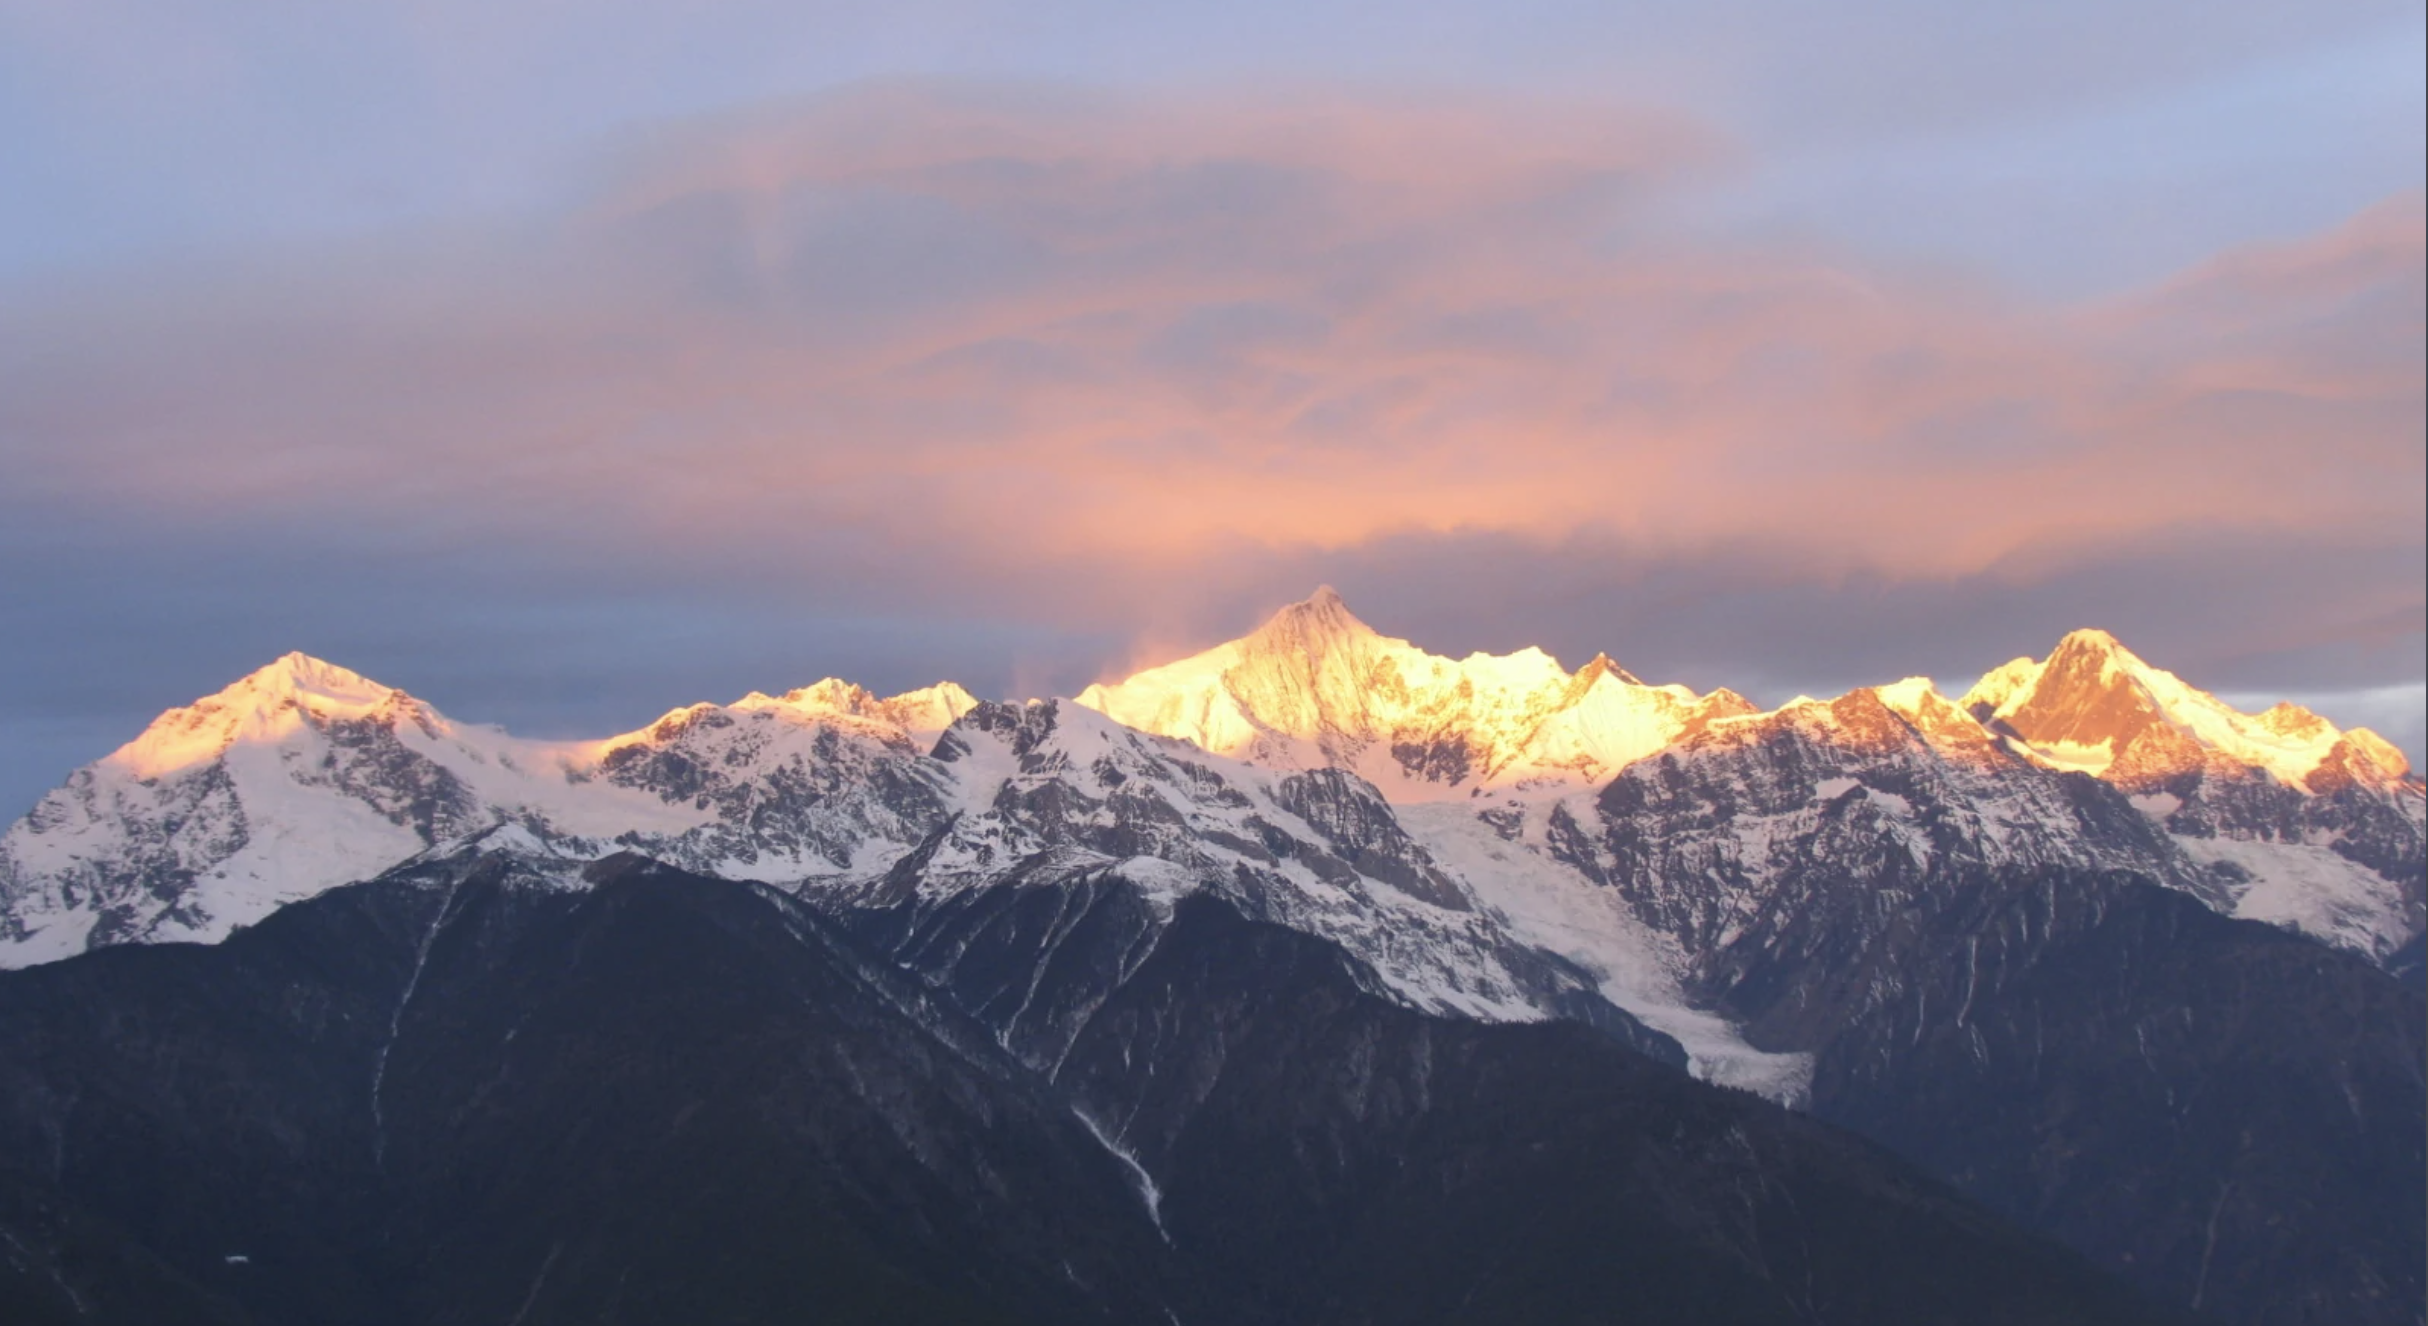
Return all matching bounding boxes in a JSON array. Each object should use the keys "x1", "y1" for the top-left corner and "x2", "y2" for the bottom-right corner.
[
  {"x1": 2041, "y1": 628, "x2": 2152, "y2": 683},
  {"x1": 1963, "y1": 629, "x2": 2379, "y2": 789},
  {"x1": 2054, "y1": 626, "x2": 2128, "y2": 655},
  {"x1": 108, "y1": 652, "x2": 419, "y2": 780},
  {"x1": 1987, "y1": 628, "x2": 2164, "y2": 756},
  {"x1": 1573, "y1": 653, "x2": 1646, "y2": 688},
  {"x1": 1076, "y1": 591, "x2": 1717, "y2": 796},
  {"x1": 1242, "y1": 586, "x2": 1378, "y2": 660},
  {"x1": 237, "y1": 651, "x2": 397, "y2": 708},
  {"x1": 2256, "y1": 701, "x2": 2335, "y2": 742}
]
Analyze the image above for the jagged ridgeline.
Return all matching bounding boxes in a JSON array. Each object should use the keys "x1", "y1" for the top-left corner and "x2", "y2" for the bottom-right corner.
[{"x1": 0, "y1": 589, "x2": 2419, "y2": 1325}]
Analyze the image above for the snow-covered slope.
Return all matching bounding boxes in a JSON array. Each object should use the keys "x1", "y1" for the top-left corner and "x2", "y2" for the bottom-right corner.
[
  {"x1": 1075, "y1": 587, "x2": 1749, "y2": 799},
  {"x1": 2, "y1": 599, "x2": 2415, "y2": 1326},
  {"x1": 1, "y1": 595, "x2": 2416, "y2": 1070},
  {"x1": 830, "y1": 695, "x2": 1807, "y2": 1096},
  {"x1": 1081, "y1": 599, "x2": 2421, "y2": 962},
  {"x1": 0, "y1": 649, "x2": 1785, "y2": 1092},
  {"x1": 1565, "y1": 684, "x2": 2205, "y2": 989},
  {"x1": 1965, "y1": 628, "x2": 2401, "y2": 787},
  {"x1": 0, "y1": 655, "x2": 976, "y2": 963},
  {"x1": 1963, "y1": 629, "x2": 2424, "y2": 957},
  {"x1": 842, "y1": 698, "x2": 1585, "y2": 1019}
]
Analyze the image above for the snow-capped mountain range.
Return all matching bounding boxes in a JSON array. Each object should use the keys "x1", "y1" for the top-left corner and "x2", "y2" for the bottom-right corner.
[
  {"x1": 1074, "y1": 586, "x2": 1755, "y2": 797},
  {"x1": 3, "y1": 590, "x2": 2419, "y2": 1099}
]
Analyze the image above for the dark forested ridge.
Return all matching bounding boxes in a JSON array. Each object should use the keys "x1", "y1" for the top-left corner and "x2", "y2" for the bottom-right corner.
[{"x1": 0, "y1": 850, "x2": 2198, "y2": 1326}]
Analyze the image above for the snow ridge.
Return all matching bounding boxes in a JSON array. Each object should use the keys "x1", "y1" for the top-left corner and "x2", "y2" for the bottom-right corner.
[
  {"x1": 1, "y1": 592, "x2": 2419, "y2": 1102},
  {"x1": 1959, "y1": 629, "x2": 2423, "y2": 955},
  {"x1": 1075, "y1": 587, "x2": 1748, "y2": 800}
]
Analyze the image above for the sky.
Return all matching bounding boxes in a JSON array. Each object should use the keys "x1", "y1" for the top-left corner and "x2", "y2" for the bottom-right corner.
[{"x1": 1, "y1": 0, "x2": 2422, "y2": 816}]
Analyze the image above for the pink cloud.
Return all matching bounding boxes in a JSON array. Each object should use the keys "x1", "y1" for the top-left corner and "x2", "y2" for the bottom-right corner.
[{"x1": 0, "y1": 83, "x2": 2417, "y2": 621}]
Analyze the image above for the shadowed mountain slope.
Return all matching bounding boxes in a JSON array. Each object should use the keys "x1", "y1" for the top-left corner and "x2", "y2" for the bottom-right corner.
[{"x1": 0, "y1": 850, "x2": 2194, "y2": 1326}]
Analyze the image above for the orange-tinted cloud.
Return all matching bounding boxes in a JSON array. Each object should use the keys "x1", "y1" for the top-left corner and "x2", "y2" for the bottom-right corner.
[{"x1": 0, "y1": 85, "x2": 2418, "y2": 618}]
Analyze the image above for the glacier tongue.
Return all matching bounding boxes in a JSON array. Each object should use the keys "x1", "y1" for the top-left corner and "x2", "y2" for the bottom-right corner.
[{"x1": 1395, "y1": 795, "x2": 1815, "y2": 1102}]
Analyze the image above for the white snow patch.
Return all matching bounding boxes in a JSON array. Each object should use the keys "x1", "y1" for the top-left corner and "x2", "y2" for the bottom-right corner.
[
  {"x1": 1864, "y1": 788, "x2": 1913, "y2": 817},
  {"x1": 1110, "y1": 856, "x2": 1200, "y2": 906},
  {"x1": 2180, "y1": 836, "x2": 2414, "y2": 960},
  {"x1": 2029, "y1": 740, "x2": 2117, "y2": 776},
  {"x1": 1871, "y1": 677, "x2": 1940, "y2": 715},
  {"x1": 1071, "y1": 1110, "x2": 1166, "y2": 1238},
  {"x1": 1397, "y1": 798, "x2": 1814, "y2": 1105},
  {"x1": 2130, "y1": 793, "x2": 2181, "y2": 821},
  {"x1": 0, "y1": 910, "x2": 98, "y2": 968}
]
